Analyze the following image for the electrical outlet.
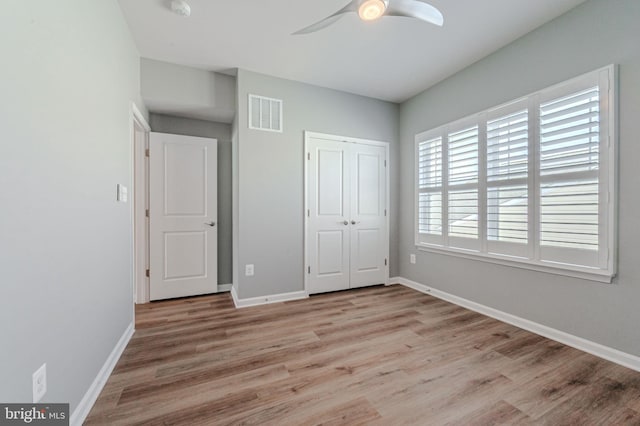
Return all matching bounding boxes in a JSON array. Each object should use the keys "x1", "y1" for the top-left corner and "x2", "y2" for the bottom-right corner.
[
  {"x1": 410, "y1": 254, "x2": 416, "y2": 264},
  {"x1": 32, "y1": 363, "x2": 47, "y2": 403},
  {"x1": 245, "y1": 264, "x2": 254, "y2": 276}
]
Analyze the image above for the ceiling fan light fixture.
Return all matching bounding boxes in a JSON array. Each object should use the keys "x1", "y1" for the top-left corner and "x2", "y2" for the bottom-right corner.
[
  {"x1": 358, "y1": 0, "x2": 387, "y2": 22},
  {"x1": 292, "y1": 0, "x2": 442, "y2": 35}
]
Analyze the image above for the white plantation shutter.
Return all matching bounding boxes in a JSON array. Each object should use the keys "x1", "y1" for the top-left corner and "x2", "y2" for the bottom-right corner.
[
  {"x1": 418, "y1": 193, "x2": 442, "y2": 233},
  {"x1": 414, "y1": 65, "x2": 614, "y2": 280},
  {"x1": 416, "y1": 136, "x2": 443, "y2": 244},
  {"x1": 486, "y1": 105, "x2": 529, "y2": 257},
  {"x1": 539, "y1": 84, "x2": 602, "y2": 267},
  {"x1": 447, "y1": 125, "x2": 479, "y2": 250}
]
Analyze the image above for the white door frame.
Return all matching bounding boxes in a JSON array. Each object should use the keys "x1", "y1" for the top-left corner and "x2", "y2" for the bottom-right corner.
[
  {"x1": 303, "y1": 131, "x2": 390, "y2": 295},
  {"x1": 130, "y1": 102, "x2": 151, "y2": 305}
]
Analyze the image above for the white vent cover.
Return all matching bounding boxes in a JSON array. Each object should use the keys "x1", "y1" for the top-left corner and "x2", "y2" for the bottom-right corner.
[{"x1": 249, "y1": 94, "x2": 283, "y2": 132}]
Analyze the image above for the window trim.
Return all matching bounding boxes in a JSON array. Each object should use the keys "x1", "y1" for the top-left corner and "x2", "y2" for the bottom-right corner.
[{"x1": 414, "y1": 65, "x2": 617, "y2": 283}]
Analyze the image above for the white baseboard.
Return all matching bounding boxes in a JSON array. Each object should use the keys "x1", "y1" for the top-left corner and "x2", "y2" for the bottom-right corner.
[
  {"x1": 231, "y1": 285, "x2": 240, "y2": 307},
  {"x1": 217, "y1": 283, "x2": 233, "y2": 292},
  {"x1": 70, "y1": 322, "x2": 134, "y2": 426},
  {"x1": 231, "y1": 286, "x2": 308, "y2": 308},
  {"x1": 393, "y1": 277, "x2": 640, "y2": 373}
]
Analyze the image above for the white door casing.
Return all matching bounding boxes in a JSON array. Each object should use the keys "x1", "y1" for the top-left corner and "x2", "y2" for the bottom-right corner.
[
  {"x1": 305, "y1": 132, "x2": 389, "y2": 295},
  {"x1": 149, "y1": 132, "x2": 218, "y2": 300},
  {"x1": 131, "y1": 102, "x2": 150, "y2": 305}
]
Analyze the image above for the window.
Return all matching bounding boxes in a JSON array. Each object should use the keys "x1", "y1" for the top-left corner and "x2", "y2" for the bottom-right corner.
[
  {"x1": 415, "y1": 66, "x2": 616, "y2": 282},
  {"x1": 447, "y1": 125, "x2": 479, "y2": 249},
  {"x1": 486, "y1": 102, "x2": 529, "y2": 258},
  {"x1": 417, "y1": 136, "x2": 442, "y2": 240}
]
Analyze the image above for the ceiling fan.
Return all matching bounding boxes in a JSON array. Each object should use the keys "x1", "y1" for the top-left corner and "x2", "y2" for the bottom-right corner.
[{"x1": 293, "y1": 0, "x2": 444, "y2": 35}]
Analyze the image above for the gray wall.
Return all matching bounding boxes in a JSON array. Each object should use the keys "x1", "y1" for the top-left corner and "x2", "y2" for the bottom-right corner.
[
  {"x1": 141, "y1": 58, "x2": 236, "y2": 123},
  {"x1": 399, "y1": 0, "x2": 640, "y2": 357},
  {"x1": 235, "y1": 70, "x2": 400, "y2": 299},
  {"x1": 0, "y1": 0, "x2": 143, "y2": 411},
  {"x1": 149, "y1": 114, "x2": 233, "y2": 286}
]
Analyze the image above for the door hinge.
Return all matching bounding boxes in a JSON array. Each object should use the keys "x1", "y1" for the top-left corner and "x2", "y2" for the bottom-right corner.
[
  {"x1": 145, "y1": 269, "x2": 150, "y2": 277},
  {"x1": 308, "y1": 266, "x2": 311, "y2": 274},
  {"x1": 384, "y1": 209, "x2": 387, "y2": 217},
  {"x1": 145, "y1": 149, "x2": 150, "y2": 157},
  {"x1": 307, "y1": 209, "x2": 310, "y2": 217},
  {"x1": 145, "y1": 209, "x2": 149, "y2": 218},
  {"x1": 307, "y1": 153, "x2": 310, "y2": 160},
  {"x1": 384, "y1": 160, "x2": 387, "y2": 167},
  {"x1": 384, "y1": 258, "x2": 388, "y2": 266}
]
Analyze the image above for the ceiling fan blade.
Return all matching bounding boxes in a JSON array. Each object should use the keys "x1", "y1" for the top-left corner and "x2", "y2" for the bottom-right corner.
[
  {"x1": 292, "y1": 1, "x2": 358, "y2": 35},
  {"x1": 386, "y1": 0, "x2": 444, "y2": 26}
]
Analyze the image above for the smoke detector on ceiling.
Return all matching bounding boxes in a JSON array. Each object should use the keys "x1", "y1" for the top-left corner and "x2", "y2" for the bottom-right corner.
[{"x1": 170, "y1": 0, "x2": 191, "y2": 17}]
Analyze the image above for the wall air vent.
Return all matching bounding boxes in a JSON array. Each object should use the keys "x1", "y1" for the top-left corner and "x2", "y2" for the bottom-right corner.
[{"x1": 249, "y1": 94, "x2": 283, "y2": 132}]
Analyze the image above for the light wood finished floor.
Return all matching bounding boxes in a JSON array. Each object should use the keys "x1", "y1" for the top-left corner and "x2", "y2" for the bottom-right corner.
[{"x1": 86, "y1": 285, "x2": 640, "y2": 425}]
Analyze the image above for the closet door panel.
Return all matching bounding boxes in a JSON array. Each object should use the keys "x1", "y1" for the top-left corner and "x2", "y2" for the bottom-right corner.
[
  {"x1": 307, "y1": 138, "x2": 351, "y2": 294},
  {"x1": 350, "y1": 144, "x2": 387, "y2": 288}
]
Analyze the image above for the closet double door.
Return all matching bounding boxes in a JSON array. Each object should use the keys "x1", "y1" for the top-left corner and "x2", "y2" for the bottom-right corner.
[{"x1": 306, "y1": 134, "x2": 389, "y2": 295}]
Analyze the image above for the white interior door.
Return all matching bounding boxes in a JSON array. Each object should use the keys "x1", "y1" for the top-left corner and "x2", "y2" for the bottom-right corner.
[
  {"x1": 306, "y1": 134, "x2": 388, "y2": 295},
  {"x1": 149, "y1": 132, "x2": 218, "y2": 301},
  {"x1": 350, "y1": 143, "x2": 388, "y2": 288},
  {"x1": 307, "y1": 138, "x2": 351, "y2": 294}
]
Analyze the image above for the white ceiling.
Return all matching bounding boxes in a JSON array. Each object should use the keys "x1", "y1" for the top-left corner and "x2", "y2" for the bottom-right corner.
[{"x1": 118, "y1": 0, "x2": 588, "y2": 103}]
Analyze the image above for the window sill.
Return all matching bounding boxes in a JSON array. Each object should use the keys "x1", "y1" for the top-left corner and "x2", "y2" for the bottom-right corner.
[{"x1": 415, "y1": 244, "x2": 615, "y2": 283}]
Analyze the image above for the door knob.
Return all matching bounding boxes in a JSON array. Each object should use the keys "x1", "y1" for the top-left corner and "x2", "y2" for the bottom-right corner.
[
  {"x1": 351, "y1": 220, "x2": 359, "y2": 225},
  {"x1": 342, "y1": 220, "x2": 349, "y2": 225},
  {"x1": 205, "y1": 221, "x2": 216, "y2": 227}
]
